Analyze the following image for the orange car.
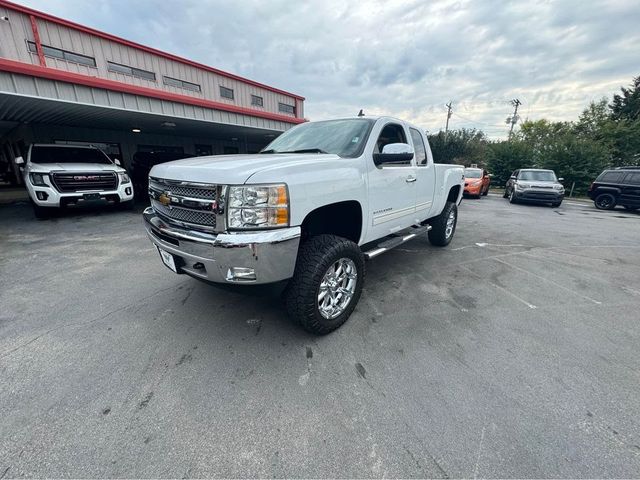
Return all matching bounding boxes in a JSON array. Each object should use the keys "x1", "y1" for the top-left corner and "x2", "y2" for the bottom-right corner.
[{"x1": 464, "y1": 167, "x2": 490, "y2": 197}]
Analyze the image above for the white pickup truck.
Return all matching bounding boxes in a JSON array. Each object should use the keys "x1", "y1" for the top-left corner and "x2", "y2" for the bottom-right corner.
[
  {"x1": 17, "y1": 144, "x2": 134, "y2": 219},
  {"x1": 143, "y1": 116, "x2": 464, "y2": 333}
]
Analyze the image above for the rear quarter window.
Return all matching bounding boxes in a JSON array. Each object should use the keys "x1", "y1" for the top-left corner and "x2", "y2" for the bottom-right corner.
[{"x1": 623, "y1": 172, "x2": 640, "y2": 185}]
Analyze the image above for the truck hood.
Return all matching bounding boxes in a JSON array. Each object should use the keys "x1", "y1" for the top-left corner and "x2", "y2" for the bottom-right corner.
[
  {"x1": 149, "y1": 153, "x2": 343, "y2": 184},
  {"x1": 29, "y1": 162, "x2": 123, "y2": 173}
]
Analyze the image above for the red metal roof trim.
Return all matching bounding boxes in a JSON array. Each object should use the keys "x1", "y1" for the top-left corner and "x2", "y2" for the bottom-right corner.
[
  {"x1": 0, "y1": 0, "x2": 305, "y2": 102},
  {"x1": 0, "y1": 58, "x2": 306, "y2": 125}
]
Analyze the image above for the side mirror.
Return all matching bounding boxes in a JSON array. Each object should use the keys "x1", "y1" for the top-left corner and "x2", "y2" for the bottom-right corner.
[
  {"x1": 509, "y1": 175, "x2": 516, "y2": 180},
  {"x1": 15, "y1": 156, "x2": 24, "y2": 165},
  {"x1": 558, "y1": 177, "x2": 564, "y2": 182},
  {"x1": 114, "y1": 159, "x2": 122, "y2": 166},
  {"x1": 373, "y1": 143, "x2": 414, "y2": 166}
]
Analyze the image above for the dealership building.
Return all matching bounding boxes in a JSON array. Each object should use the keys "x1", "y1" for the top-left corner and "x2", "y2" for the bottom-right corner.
[{"x1": 0, "y1": 0, "x2": 305, "y2": 185}]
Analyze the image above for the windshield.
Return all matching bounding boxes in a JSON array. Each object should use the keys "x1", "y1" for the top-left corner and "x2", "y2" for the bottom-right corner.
[
  {"x1": 261, "y1": 119, "x2": 374, "y2": 158},
  {"x1": 30, "y1": 146, "x2": 113, "y2": 164},
  {"x1": 519, "y1": 170, "x2": 557, "y2": 182},
  {"x1": 465, "y1": 169, "x2": 482, "y2": 178}
]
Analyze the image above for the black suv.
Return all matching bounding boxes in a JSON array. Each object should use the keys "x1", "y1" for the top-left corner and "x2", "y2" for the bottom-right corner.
[{"x1": 588, "y1": 167, "x2": 640, "y2": 211}]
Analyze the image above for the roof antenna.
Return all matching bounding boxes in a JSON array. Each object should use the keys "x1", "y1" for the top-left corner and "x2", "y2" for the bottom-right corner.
[{"x1": 357, "y1": 109, "x2": 365, "y2": 117}]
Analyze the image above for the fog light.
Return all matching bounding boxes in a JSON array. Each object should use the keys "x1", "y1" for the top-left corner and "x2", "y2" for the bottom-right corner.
[
  {"x1": 125, "y1": 187, "x2": 132, "y2": 195},
  {"x1": 226, "y1": 267, "x2": 256, "y2": 282},
  {"x1": 36, "y1": 191, "x2": 48, "y2": 201}
]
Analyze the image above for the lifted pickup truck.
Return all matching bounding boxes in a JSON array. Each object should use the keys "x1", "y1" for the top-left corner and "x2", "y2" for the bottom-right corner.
[{"x1": 143, "y1": 117, "x2": 464, "y2": 333}]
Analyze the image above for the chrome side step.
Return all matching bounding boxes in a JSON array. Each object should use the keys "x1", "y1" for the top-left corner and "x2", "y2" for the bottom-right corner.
[{"x1": 363, "y1": 225, "x2": 432, "y2": 260}]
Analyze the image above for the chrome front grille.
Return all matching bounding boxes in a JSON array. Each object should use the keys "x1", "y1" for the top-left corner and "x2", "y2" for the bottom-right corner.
[
  {"x1": 149, "y1": 178, "x2": 215, "y2": 200},
  {"x1": 148, "y1": 177, "x2": 219, "y2": 231},
  {"x1": 151, "y1": 200, "x2": 217, "y2": 228}
]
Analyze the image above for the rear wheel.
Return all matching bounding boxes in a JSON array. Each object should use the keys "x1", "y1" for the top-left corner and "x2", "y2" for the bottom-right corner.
[
  {"x1": 594, "y1": 193, "x2": 616, "y2": 210},
  {"x1": 428, "y1": 201, "x2": 458, "y2": 247},
  {"x1": 503, "y1": 189, "x2": 509, "y2": 198},
  {"x1": 284, "y1": 234, "x2": 365, "y2": 335}
]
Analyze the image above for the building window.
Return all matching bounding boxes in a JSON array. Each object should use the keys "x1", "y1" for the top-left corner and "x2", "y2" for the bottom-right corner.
[
  {"x1": 278, "y1": 102, "x2": 295, "y2": 115},
  {"x1": 107, "y1": 61, "x2": 155, "y2": 81},
  {"x1": 162, "y1": 76, "x2": 201, "y2": 92},
  {"x1": 195, "y1": 144, "x2": 212, "y2": 156},
  {"x1": 220, "y1": 86, "x2": 234, "y2": 100},
  {"x1": 251, "y1": 95, "x2": 264, "y2": 107},
  {"x1": 27, "y1": 41, "x2": 96, "y2": 67}
]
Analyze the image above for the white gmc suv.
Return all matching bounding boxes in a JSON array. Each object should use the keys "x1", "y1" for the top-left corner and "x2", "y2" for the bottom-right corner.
[
  {"x1": 143, "y1": 116, "x2": 464, "y2": 334},
  {"x1": 17, "y1": 144, "x2": 134, "y2": 219}
]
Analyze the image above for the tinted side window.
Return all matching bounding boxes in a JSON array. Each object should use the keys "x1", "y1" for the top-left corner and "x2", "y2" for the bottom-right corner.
[
  {"x1": 623, "y1": 172, "x2": 640, "y2": 185},
  {"x1": 598, "y1": 171, "x2": 625, "y2": 183},
  {"x1": 409, "y1": 128, "x2": 427, "y2": 166}
]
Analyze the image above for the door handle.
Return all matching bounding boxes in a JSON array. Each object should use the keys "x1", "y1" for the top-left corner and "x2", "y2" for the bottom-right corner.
[{"x1": 406, "y1": 176, "x2": 417, "y2": 183}]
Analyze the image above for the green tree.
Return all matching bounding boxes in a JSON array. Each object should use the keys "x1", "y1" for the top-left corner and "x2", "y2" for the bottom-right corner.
[
  {"x1": 427, "y1": 128, "x2": 488, "y2": 166},
  {"x1": 610, "y1": 75, "x2": 640, "y2": 121},
  {"x1": 485, "y1": 140, "x2": 532, "y2": 186}
]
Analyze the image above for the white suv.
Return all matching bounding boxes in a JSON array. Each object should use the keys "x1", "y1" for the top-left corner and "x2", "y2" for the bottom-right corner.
[{"x1": 17, "y1": 144, "x2": 134, "y2": 219}]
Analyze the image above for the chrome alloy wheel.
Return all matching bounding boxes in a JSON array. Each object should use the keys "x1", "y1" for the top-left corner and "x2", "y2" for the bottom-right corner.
[
  {"x1": 317, "y1": 258, "x2": 358, "y2": 320},
  {"x1": 445, "y1": 209, "x2": 456, "y2": 239}
]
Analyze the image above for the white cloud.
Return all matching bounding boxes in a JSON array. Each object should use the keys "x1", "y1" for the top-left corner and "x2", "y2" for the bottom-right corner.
[{"x1": 20, "y1": 0, "x2": 640, "y2": 139}]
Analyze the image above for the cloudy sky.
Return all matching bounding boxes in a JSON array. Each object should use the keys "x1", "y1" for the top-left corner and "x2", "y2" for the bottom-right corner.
[{"x1": 21, "y1": 0, "x2": 640, "y2": 138}]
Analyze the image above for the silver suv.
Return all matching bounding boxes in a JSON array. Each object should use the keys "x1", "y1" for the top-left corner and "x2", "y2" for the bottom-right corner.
[{"x1": 503, "y1": 169, "x2": 564, "y2": 207}]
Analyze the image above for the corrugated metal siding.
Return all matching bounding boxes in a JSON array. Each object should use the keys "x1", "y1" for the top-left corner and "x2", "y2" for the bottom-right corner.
[
  {"x1": 0, "y1": 71, "x2": 293, "y2": 132},
  {"x1": 0, "y1": 9, "x2": 302, "y2": 121}
]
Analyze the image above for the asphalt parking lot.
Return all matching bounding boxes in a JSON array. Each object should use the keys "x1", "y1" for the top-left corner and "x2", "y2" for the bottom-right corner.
[{"x1": 1, "y1": 196, "x2": 639, "y2": 478}]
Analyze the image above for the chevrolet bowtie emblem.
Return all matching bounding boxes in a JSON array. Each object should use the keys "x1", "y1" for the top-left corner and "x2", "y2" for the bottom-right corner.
[{"x1": 158, "y1": 193, "x2": 171, "y2": 206}]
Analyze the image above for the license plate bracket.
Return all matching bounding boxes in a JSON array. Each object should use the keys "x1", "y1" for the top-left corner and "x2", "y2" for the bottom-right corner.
[
  {"x1": 83, "y1": 193, "x2": 101, "y2": 200},
  {"x1": 157, "y1": 247, "x2": 178, "y2": 273}
]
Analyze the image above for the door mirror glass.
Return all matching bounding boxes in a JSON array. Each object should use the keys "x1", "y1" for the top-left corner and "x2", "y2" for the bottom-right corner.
[
  {"x1": 15, "y1": 156, "x2": 24, "y2": 165},
  {"x1": 114, "y1": 158, "x2": 122, "y2": 166},
  {"x1": 373, "y1": 143, "x2": 414, "y2": 166},
  {"x1": 558, "y1": 177, "x2": 564, "y2": 182}
]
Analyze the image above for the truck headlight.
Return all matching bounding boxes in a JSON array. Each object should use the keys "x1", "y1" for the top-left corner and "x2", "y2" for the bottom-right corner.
[
  {"x1": 119, "y1": 172, "x2": 131, "y2": 184},
  {"x1": 227, "y1": 184, "x2": 289, "y2": 229},
  {"x1": 29, "y1": 173, "x2": 48, "y2": 186},
  {"x1": 515, "y1": 182, "x2": 528, "y2": 190},
  {"x1": 554, "y1": 184, "x2": 564, "y2": 191}
]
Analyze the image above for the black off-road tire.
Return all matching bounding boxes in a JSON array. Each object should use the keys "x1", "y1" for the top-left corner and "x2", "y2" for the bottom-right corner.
[
  {"x1": 284, "y1": 234, "x2": 365, "y2": 335},
  {"x1": 594, "y1": 193, "x2": 616, "y2": 210},
  {"x1": 428, "y1": 201, "x2": 458, "y2": 247}
]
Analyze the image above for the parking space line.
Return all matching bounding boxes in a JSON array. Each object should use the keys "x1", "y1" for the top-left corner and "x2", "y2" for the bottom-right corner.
[
  {"x1": 493, "y1": 257, "x2": 603, "y2": 305},
  {"x1": 458, "y1": 264, "x2": 537, "y2": 309}
]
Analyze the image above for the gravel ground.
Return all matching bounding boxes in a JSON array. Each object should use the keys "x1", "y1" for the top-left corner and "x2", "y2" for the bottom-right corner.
[{"x1": 1, "y1": 196, "x2": 639, "y2": 478}]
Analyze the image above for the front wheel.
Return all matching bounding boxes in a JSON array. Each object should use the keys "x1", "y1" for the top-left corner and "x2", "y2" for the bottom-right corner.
[
  {"x1": 594, "y1": 193, "x2": 616, "y2": 210},
  {"x1": 551, "y1": 201, "x2": 562, "y2": 208},
  {"x1": 284, "y1": 234, "x2": 365, "y2": 335},
  {"x1": 509, "y1": 190, "x2": 518, "y2": 204},
  {"x1": 428, "y1": 201, "x2": 458, "y2": 247}
]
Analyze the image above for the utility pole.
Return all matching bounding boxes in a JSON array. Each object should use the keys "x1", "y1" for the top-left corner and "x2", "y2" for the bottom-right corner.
[
  {"x1": 508, "y1": 98, "x2": 521, "y2": 138},
  {"x1": 444, "y1": 101, "x2": 453, "y2": 142}
]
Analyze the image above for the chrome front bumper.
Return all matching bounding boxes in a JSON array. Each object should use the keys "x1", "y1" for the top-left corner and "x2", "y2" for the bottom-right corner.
[{"x1": 143, "y1": 207, "x2": 301, "y2": 284}]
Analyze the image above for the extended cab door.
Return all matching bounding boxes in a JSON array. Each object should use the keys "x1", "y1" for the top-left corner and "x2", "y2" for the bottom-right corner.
[
  {"x1": 411, "y1": 128, "x2": 436, "y2": 221},
  {"x1": 366, "y1": 122, "x2": 417, "y2": 239}
]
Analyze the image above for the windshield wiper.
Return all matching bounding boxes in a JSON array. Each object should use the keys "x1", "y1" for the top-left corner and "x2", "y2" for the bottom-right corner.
[{"x1": 278, "y1": 148, "x2": 328, "y2": 154}]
